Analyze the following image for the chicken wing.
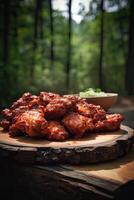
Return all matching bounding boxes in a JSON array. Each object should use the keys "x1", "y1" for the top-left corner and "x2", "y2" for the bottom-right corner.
[
  {"x1": 11, "y1": 93, "x2": 32, "y2": 109},
  {"x1": 9, "y1": 108, "x2": 48, "y2": 137},
  {"x1": 11, "y1": 93, "x2": 41, "y2": 110},
  {"x1": 45, "y1": 102, "x2": 66, "y2": 120},
  {"x1": 1, "y1": 108, "x2": 12, "y2": 120},
  {"x1": 1, "y1": 95, "x2": 42, "y2": 130},
  {"x1": 63, "y1": 95, "x2": 82, "y2": 105},
  {"x1": 40, "y1": 92, "x2": 60, "y2": 105},
  {"x1": 45, "y1": 121, "x2": 68, "y2": 141},
  {"x1": 95, "y1": 113, "x2": 124, "y2": 132},
  {"x1": 0, "y1": 119, "x2": 11, "y2": 130},
  {"x1": 63, "y1": 112, "x2": 94, "y2": 138},
  {"x1": 50, "y1": 97, "x2": 74, "y2": 109},
  {"x1": 0, "y1": 91, "x2": 124, "y2": 140},
  {"x1": 45, "y1": 96, "x2": 78, "y2": 120},
  {"x1": 75, "y1": 102, "x2": 106, "y2": 122}
]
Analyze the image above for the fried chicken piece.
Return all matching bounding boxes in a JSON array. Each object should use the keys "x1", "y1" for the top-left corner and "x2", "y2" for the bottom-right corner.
[
  {"x1": 11, "y1": 93, "x2": 40, "y2": 110},
  {"x1": 50, "y1": 97, "x2": 74, "y2": 109},
  {"x1": 95, "y1": 113, "x2": 124, "y2": 132},
  {"x1": 11, "y1": 106, "x2": 29, "y2": 120},
  {"x1": 1, "y1": 106, "x2": 30, "y2": 126},
  {"x1": 45, "y1": 96, "x2": 78, "y2": 120},
  {"x1": 1, "y1": 106, "x2": 29, "y2": 125},
  {"x1": 45, "y1": 102, "x2": 67, "y2": 120},
  {"x1": 63, "y1": 112, "x2": 95, "y2": 138},
  {"x1": 1, "y1": 108, "x2": 12, "y2": 120},
  {"x1": 40, "y1": 92, "x2": 60, "y2": 105},
  {"x1": 0, "y1": 119, "x2": 11, "y2": 130},
  {"x1": 0, "y1": 91, "x2": 125, "y2": 142},
  {"x1": 11, "y1": 93, "x2": 32, "y2": 109},
  {"x1": 9, "y1": 108, "x2": 48, "y2": 137},
  {"x1": 28, "y1": 96, "x2": 41, "y2": 108},
  {"x1": 1, "y1": 108, "x2": 16, "y2": 130},
  {"x1": 63, "y1": 95, "x2": 83, "y2": 105},
  {"x1": 75, "y1": 102, "x2": 106, "y2": 122},
  {"x1": 45, "y1": 121, "x2": 68, "y2": 141},
  {"x1": 1, "y1": 94, "x2": 42, "y2": 126}
]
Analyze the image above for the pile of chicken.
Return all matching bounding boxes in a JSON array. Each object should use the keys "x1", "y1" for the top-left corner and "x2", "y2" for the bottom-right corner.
[{"x1": 0, "y1": 92, "x2": 124, "y2": 141}]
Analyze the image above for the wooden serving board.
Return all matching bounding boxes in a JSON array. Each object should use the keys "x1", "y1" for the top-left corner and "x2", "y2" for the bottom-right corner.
[{"x1": 0, "y1": 125, "x2": 133, "y2": 164}]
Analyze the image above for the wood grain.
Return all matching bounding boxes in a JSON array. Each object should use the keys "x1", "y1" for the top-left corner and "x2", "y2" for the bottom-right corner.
[
  {"x1": 0, "y1": 125, "x2": 133, "y2": 164},
  {"x1": 0, "y1": 158, "x2": 133, "y2": 200},
  {"x1": 69, "y1": 150, "x2": 134, "y2": 184}
]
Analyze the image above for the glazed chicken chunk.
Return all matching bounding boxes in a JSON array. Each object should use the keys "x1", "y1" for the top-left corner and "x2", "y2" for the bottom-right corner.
[
  {"x1": 1, "y1": 108, "x2": 13, "y2": 120},
  {"x1": 95, "y1": 114, "x2": 124, "y2": 132},
  {"x1": 50, "y1": 97, "x2": 75, "y2": 109},
  {"x1": 45, "y1": 121, "x2": 68, "y2": 141},
  {"x1": 75, "y1": 102, "x2": 106, "y2": 122},
  {"x1": 40, "y1": 92, "x2": 60, "y2": 105},
  {"x1": 0, "y1": 91, "x2": 124, "y2": 141},
  {"x1": 45, "y1": 96, "x2": 78, "y2": 120},
  {"x1": 63, "y1": 112, "x2": 95, "y2": 138},
  {"x1": 0, "y1": 94, "x2": 42, "y2": 131},
  {"x1": 45, "y1": 101, "x2": 67, "y2": 120},
  {"x1": 63, "y1": 95, "x2": 82, "y2": 105},
  {"x1": 9, "y1": 108, "x2": 47, "y2": 137},
  {"x1": 0, "y1": 109, "x2": 13, "y2": 130},
  {"x1": 11, "y1": 93, "x2": 34, "y2": 109},
  {"x1": 0, "y1": 119, "x2": 11, "y2": 130}
]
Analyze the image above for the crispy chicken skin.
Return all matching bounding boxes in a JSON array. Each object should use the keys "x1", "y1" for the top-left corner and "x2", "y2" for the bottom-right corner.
[
  {"x1": 50, "y1": 97, "x2": 74, "y2": 109},
  {"x1": 9, "y1": 108, "x2": 48, "y2": 137},
  {"x1": 1, "y1": 108, "x2": 12, "y2": 120},
  {"x1": 45, "y1": 121, "x2": 68, "y2": 141},
  {"x1": 40, "y1": 92, "x2": 60, "y2": 105},
  {"x1": 11, "y1": 94, "x2": 41, "y2": 110},
  {"x1": 45, "y1": 102, "x2": 67, "y2": 120},
  {"x1": 1, "y1": 94, "x2": 43, "y2": 130},
  {"x1": 63, "y1": 112, "x2": 95, "y2": 138},
  {"x1": 45, "y1": 96, "x2": 81, "y2": 119},
  {"x1": 95, "y1": 114, "x2": 124, "y2": 132},
  {"x1": 0, "y1": 109, "x2": 13, "y2": 130},
  {"x1": 0, "y1": 91, "x2": 124, "y2": 140},
  {"x1": 75, "y1": 102, "x2": 106, "y2": 122},
  {"x1": 11, "y1": 93, "x2": 33, "y2": 109},
  {"x1": 0, "y1": 119, "x2": 11, "y2": 130},
  {"x1": 63, "y1": 95, "x2": 82, "y2": 103}
]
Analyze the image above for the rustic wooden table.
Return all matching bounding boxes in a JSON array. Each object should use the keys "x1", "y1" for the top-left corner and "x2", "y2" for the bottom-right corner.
[
  {"x1": 0, "y1": 104, "x2": 134, "y2": 200},
  {"x1": 0, "y1": 149, "x2": 134, "y2": 200}
]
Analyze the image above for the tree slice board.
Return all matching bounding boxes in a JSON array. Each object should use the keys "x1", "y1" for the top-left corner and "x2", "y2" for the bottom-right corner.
[{"x1": 0, "y1": 125, "x2": 133, "y2": 164}]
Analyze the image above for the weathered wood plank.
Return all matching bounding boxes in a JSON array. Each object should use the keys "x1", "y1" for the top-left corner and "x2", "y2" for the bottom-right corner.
[
  {"x1": 0, "y1": 158, "x2": 113, "y2": 200},
  {"x1": 36, "y1": 165, "x2": 120, "y2": 194},
  {"x1": 0, "y1": 125, "x2": 133, "y2": 164}
]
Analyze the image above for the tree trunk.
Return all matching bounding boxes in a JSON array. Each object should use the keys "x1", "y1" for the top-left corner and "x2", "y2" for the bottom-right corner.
[
  {"x1": 66, "y1": 0, "x2": 72, "y2": 92},
  {"x1": 1, "y1": 0, "x2": 11, "y2": 104},
  {"x1": 13, "y1": 0, "x2": 20, "y2": 86},
  {"x1": 13, "y1": 1, "x2": 19, "y2": 46},
  {"x1": 31, "y1": 0, "x2": 41, "y2": 80},
  {"x1": 125, "y1": 0, "x2": 134, "y2": 95},
  {"x1": 99, "y1": 0, "x2": 104, "y2": 89},
  {"x1": 39, "y1": 0, "x2": 44, "y2": 70},
  {"x1": 117, "y1": 0, "x2": 126, "y2": 56},
  {"x1": 39, "y1": 0, "x2": 43, "y2": 40},
  {"x1": 3, "y1": 0, "x2": 10, "y2": 65},
  {"x1": 49, "y1": 0, "x2": 54, "y2": 70}
]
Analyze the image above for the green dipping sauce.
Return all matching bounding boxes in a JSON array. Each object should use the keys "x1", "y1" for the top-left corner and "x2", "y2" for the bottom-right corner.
[{"x1": 79, "y1": 88, "x2": 107, "y2": 98}]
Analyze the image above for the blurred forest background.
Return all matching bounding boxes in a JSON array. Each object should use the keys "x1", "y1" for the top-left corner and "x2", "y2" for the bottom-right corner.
[{"x1": 0, "y1": 0, "x2": 134, "y2": 108}]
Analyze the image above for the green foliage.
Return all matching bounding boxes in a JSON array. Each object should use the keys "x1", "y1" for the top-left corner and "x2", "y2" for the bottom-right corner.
[{"x1": 0, "y1": 0, "x2": 129, "y2": 107}]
